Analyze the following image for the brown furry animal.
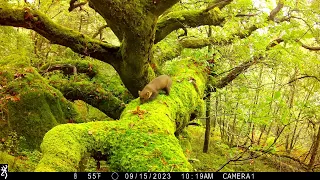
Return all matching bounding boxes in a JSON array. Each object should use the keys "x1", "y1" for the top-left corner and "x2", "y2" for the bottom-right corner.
[{"x1": 138, "y1": 75, "x2": 172, "y2": 104}]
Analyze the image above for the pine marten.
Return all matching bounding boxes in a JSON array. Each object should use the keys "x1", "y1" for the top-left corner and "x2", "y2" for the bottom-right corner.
[{"x1": 138, "y1": 75, "x2": 172, "y2": 104}]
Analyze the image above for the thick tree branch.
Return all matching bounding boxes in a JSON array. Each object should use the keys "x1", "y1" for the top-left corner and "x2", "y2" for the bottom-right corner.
[
  {"x1": 180, "y1": 25, "x2": 258, "y2": 48},
  {"x1": 39, "y1": 61, "x2": 133, "y2": 117},
  {"x1": 155, "y1": 0, "x2": 234, "y2": 44},
  {"x1": 179, "y1": 1, "x2": 285, "y2": 50},
  {"x1": 268, "y1": 1, "x2": 284, "y2": 21},
  {"x1": 0, "y1": 7, "x2": 120, "y2": 68},
  {"x1": 92, "y1": 24, "x2": 108, "y2": 39},
  {"x1": 214, "y1": 59, "x2": 257, "y2": 89},
  {"x1": 266, "y1": 38, "x2": 283, "y2": 50},
  {"x1": 155, "y1": 9, "x2": 226, "y2": 43},
  {"x1": 205, "y1": 0, "x2": 233, "y2": 12},
  {"x1": 300, "y1": 43, "x2": 320, "y2": 51},
  {"x1": 287, "y1": 75, "x2": 320, "y2": 85},
  {"x1": 168, "y1": 0, "x2": 283, "y2": 48},
  {"x1": 212, "y1": 38, "x2": 287, "y2": 89},
  {"x1": 267, "y1": 38, "x2": 320, "y2": 51},
  {"x1": 50, "y1": 80, "x2": 125, "y2": 120}
]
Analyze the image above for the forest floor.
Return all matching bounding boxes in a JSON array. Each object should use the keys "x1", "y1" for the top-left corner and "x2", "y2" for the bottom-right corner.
[
  {"x1": 0, "y1": 122, "x2": 308, "y2": 172},
  {"x1": 188, "y1": 126, "x2": 305, "y2": 172}
]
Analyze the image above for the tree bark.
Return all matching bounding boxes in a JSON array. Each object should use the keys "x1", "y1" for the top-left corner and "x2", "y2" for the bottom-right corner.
[{"x1": 307, "y1": 125, "x2": 320, "y2": 171}]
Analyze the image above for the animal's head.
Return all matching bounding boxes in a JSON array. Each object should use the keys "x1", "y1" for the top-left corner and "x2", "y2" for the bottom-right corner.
[{"x1": 138, "y1": 90, "x2": 153, "y2": 104}]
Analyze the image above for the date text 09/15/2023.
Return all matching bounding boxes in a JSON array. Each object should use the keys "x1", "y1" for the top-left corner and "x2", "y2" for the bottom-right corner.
[{"x1": 119, "y1": 172, "x2": 254, "y2": 180}]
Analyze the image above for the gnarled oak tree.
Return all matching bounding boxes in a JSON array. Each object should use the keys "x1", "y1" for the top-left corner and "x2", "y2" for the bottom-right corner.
[{"x1": 1, "y1": 0, "x2": 319, "y2": 172}]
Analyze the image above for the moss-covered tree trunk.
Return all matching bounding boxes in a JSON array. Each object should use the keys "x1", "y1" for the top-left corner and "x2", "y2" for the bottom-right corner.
[
  {"x1": 36, "y1": 58, "x2": 207, "y2": 172},
  {"x1": 87, "y1": 0, "x2": 179, "y2": 97},
  {"x1": 0, "y1": 64, "x2": 78, "y2": 150}
]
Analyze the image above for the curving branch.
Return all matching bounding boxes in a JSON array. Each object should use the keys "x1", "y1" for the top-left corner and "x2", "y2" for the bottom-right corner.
[
  {"x1": 235, "y1": 13, "x2": 259, "y2": 17},
  {"x1": 268, "y1": 1, "x2": 284, "y2": 21},
  {"x1": 0, "y1": 7, "x2": 120, "y2": 68},
  {"x1": 211, "y1": 38, "x2": 288, "y2": 90},
  {"x1": 179, "y1": 0, "x2": 285, "y2": 49},
  {"x1": 92, "y1": 24, "x2": 109, "y2": 39},
  {"x1": 266, "y1": 38, "x2": 283, "y2": 50},
  {"x1": 155, "y1": 9, "x2": 226, "y2": 43},
  {"x1": 180, "y1": 25, "x2": 258, "y2": 48},
  {"x1": 214, "y1": 58, "x2": 258, "y2": 89},
  {"x1": 211, "y1": 38, "x2": 320, "y2": 90},
  {"x1": 266, "y1": 38, "x2": 320, "y2": 51},
  {"x1": 164, "y1": 0, "x2": 284, "y2": 48},
  {"x1": 204, "y1": 0, "x2": 234, "y2": 12},
  {"x1": 287, "y1": 75, "x2": 320, "y2": 85},
  {"x1": 155, "y1": 0, "x2": 235, "y2": 44},
  {"x1": 300, "y1": 43, "x2": 320, "y2": 51},
  {"x1": 50, "y1": 80, "x2": 126, "y2": 120}
]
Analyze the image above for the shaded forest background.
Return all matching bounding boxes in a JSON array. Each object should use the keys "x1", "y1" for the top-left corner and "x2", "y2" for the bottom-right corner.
[{"x1": 0, "y1": 0, "x2": 320, "y2": 172}]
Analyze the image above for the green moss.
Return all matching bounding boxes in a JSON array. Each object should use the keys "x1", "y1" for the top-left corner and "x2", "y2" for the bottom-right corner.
[
  {"x1": 0, "y1": 64, "x2": 78, "y2": 150},
  {"x1": 73, "y1": 100, "x2": 111, "y2": 122},
  {"x1": 0, "y1": 150, "x2": 42, "y2": 172},
  {"x1": 178, "y1": 129, "x2": 192, "y2": 159},
  {"x1": 42, "y1": 59, "x2": 133, "y2": 104},
  {"x1": 153, "y1": 34, "x2": 183, "y2": 69}
]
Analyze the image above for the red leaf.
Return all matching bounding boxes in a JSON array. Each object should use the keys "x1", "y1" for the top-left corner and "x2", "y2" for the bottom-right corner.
[{"x1": 11, "y1": 95, "x2": 20, "y2": 102}]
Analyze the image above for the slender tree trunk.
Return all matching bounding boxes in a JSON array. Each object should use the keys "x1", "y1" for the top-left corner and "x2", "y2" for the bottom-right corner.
[
  {"x1": 203, "y1": 25, "x2": 213, "y2": 153},
  {"x1": 229, "y1": 102, "x2": 238, "y2": 146},
  {"x1": 221, "y1": 92, "x2": 227, "y2": 142},
  {"x1": 249, "y1": 66, "x2": 263, "y2": 145},
  {"x1": 258, "y1": 68, "x2": 277, "y2": 145},
  {"x1": 213, "y1": 95, "x2": 218, "y2": 129},
  {"x1": 262, "y1": 68, "x2": 281, "y2": 146},
  {"x1": 79, "y1": 14, "x2": 83, "y2": 32},
  {"x1": 203, "y1": 93, "x2": 211, "y2": 153},
  {"x1": 288, "y1": 85, "x2": 313, "y2": 153},
  {"x1": 285, "y1": 68, "x2": 298, "y2": 153},
  {"x1": 217, "y1": 94, "x2": 222, "y2": 137},
  {"x1": 307, "y1": 125, "x2": 320, "y2": 171},
  {"x1": 207, "y1": 25, "x2": 212, "y2": 53}
]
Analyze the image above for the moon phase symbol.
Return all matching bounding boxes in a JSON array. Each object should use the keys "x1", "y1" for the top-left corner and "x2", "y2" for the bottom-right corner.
[{"x1": 111, "y1": 172, "x2": 119, "y2": 180}]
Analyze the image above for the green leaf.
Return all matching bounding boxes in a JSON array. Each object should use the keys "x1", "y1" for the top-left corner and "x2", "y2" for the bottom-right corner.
[{"x1": 274, "y1": 91, "x2": 281, "y2": 99}]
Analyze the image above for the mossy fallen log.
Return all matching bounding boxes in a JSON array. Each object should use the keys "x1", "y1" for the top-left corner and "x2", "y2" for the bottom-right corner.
[{"x1": 35, "y1": 58, "x2": 207, "y2": 171}]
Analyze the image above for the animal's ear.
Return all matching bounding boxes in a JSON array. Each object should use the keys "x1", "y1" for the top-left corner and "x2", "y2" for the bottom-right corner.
[
  {"x1": 138, "y1": 91, "x2": 141, "y2": 96},
  {"x1": 147, "y1": 91, "x2": 152, "y2": 98}
]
